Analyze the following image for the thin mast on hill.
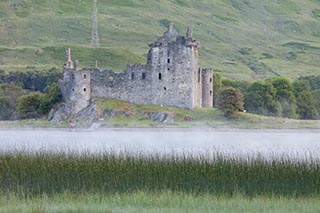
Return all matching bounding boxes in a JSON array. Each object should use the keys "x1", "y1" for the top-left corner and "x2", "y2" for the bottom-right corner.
[{"x1": 91, "y1": 0, "x2": 100, "y2": 47}]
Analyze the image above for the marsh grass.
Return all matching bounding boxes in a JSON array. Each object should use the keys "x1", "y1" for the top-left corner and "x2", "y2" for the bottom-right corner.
[{"x1": 1, "y1": 152, "x2": 320, "y2": 198}]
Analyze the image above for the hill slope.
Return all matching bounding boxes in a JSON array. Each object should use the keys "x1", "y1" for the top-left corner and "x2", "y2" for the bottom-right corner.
[{"x1": 0, "y1": 0, "x2": 320, "y2": 80}]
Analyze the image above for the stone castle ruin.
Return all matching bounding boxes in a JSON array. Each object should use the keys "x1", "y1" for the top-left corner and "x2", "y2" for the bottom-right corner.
[{"x1": 58, "y1": 24, "x2": 213, "y2": 115}]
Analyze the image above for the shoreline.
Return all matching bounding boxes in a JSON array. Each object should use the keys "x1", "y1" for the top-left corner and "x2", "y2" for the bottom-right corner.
[{"x1": 0, "y1": 126, "x2": 320, "y2": 133}]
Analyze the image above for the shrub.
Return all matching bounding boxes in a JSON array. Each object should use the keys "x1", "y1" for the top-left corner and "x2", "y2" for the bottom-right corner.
[
  {"x1": 293, "y1": 80, "x2": 318, "y2": 119},
  {"x1": 17, "y1": 93, "x2": 45, "y2": 119},
  {"x1": 216, "y1": 87, "x2": 244, "y2": 117}
]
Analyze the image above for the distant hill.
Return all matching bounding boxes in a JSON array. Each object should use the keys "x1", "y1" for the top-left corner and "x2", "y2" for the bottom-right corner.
[{"x1": 0, "y1": 0, "x2": 320, "y2": 80}]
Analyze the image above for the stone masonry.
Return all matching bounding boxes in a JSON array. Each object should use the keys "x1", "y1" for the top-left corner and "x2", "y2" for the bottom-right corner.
[{"x1": 58, "y1": 24, "x2": 213, "y2": 114}]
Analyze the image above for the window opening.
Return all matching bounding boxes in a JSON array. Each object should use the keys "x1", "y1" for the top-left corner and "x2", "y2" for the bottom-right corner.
[
  {"x1": 84, "y1": 74, "x2": 87, "y2": 79},
  {"x1": 210, "y1": 90, "x2": 212, "y2": 96},
  {"x1": 142, "y1": 73, "x2": 146, "y2": 80},
  {"x1": 164, "y1": 87, "x2": 167, "y2": 91},
  {"x1": 131, "y1": 73, "x2": 135, "y2": 80},
  {"x1": 167, "y1": 68, "x2": 170, "y2": 71},
  {"x1": 159, "y1": 73, "x2": 162, "y2": 80},
  {"x1": 167, "y1": 58, "x2": 170, "y2": 63},
  {"x1": 84, "y1": 88, "x2": 87, "y2": 92},
  {"x1": 210, "y1": 78, "x2": 212, "y2": 83},
  {"x1": 72, "y1": 88, "x2": 74, "y2": 91}
]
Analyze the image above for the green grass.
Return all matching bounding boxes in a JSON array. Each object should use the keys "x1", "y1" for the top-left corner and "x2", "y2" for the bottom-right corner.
[
  {"x1": 1, "y1": 152, "x2": 320, "y2": 198},
  {"x1": 95, "y1": 98, "x2": 320, "y2": 129},
  {"x1": 0, "y1": 0, "x2": 320, "y2": 80},
  {"x1": 1, "y1": 192, "x2": 320, "y2": 212}
]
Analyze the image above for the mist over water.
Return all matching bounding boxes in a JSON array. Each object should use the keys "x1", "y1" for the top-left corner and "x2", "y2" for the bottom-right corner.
[{"x1": 1, "y1": 128, "x2": 320, "y2": 161}]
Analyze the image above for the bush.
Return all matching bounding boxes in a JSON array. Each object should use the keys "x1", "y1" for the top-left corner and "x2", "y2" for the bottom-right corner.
[
  {"x1": 17, "y1": 93, "x2": 46, "y2": 119},
  {"x1": 293, "y1": 80, "x2": 318, "y2": 120},
  {"x1": 216, "y1": 87, "x2": 244, "y2": 117},
  {"x1": 266, "y1": 77, "x2": 297, "y2": 118},
  {"x1": 244, "y1": 81, "x2": 279, "y2": 116},
  {"x1": 0, "y1": 84, "x2": 26, "y2": 120}
]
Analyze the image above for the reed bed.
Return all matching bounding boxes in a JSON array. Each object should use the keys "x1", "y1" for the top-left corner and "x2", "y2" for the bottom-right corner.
[{"x1": 0, "y1": 152, "x2": 320, "y2": 198}]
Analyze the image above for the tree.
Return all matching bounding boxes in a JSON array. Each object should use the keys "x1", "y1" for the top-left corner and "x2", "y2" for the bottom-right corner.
[
  {"x1": 39, "y1": 83, "x2": 62, "y2": 114},
  {"x1": 0, "y1": 83, "x2": 25, "y2": 120},
  {"x1": 293, "y1": 80, "x2": 318, "y2": 119},
  {"x1": 312, "y1": 89, "x2": 320, "y2": 119},
  {"x1": 17, "y1": 93, "x2": 45, "y2": 119},
  {"x1": 244, "y1": 81, "x2": 279, "y2": 116},
  {"x1": 266, "y1": 77, "x2": 297, "y2": 118},
  {"x1": 216, "y1": 87, "x2": 244, "y2": 117}
]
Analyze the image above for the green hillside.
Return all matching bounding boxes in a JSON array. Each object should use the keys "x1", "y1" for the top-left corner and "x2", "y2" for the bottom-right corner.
[{"x1": 0, "y1": 0, "x2": 320, "y2": 80}]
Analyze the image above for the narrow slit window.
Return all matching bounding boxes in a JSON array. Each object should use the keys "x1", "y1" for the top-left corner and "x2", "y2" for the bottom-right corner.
[
  {"x1": 131, "y1": 73, "x2": 135, "y2": 80},
  {"x1": 159, "y1": 73, "x2": 162, "y2": 80},
  {"x1": 142, "y1": 73, "x2": 146, "y2": 80},
  {"x1": 210, "y1": 90, "x2": 213, "y2": 96},
  {"x1": 167, "y1": 58, "x2": 170, "y2": 63},
  {"x1": 210, "y1": 78, "x2": 212, "y2": 83}
]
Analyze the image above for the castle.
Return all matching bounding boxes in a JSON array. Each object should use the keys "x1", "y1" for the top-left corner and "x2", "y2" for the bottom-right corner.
[{"x1": 59, "y1": 24, "x2": 213, "y2": 114}]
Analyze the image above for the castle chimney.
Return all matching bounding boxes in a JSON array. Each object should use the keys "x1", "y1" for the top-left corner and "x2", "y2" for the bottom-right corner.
[
  {"x1": 168, "y1": 22, "x2": 174, "y2": 33},
  {"x1": 186, "y1": 26, "x2": 193, "y2": 38},
  {"x1": 64, "y1": 48, "x2": 74, "y2": 69}
]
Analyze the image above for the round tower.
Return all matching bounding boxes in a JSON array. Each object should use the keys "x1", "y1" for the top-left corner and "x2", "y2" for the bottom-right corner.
[{"x1": 201, "y1": 68, "x2": 213, "y2": 108}]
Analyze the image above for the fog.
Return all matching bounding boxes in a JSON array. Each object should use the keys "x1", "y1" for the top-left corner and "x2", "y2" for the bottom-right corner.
[{"x1": 1, "y1": 128, "x2": 320, "y2": 161}]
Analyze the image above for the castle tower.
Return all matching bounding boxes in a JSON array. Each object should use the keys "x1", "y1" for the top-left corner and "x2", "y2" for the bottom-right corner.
[
  {"x1": 69, "y1": 68, "x2": 91, "y2": 113},
  {"x1": 64, "y1": 48, "x2": 74, "y2": 69},
  {"x1": 201, "y1": 68, "x2": 214, "y2": 108},
  {"x1": 60, "y1": 49, "x2": 92, "y2": 114}
]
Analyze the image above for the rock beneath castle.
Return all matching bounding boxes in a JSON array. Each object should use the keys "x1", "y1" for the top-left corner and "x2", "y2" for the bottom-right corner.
[
  {"x1": 147, "y1": 111, "x2": 175, "y2": 124},
  {"x1": 57, "y1": 23, "x2": 214, "y2": 119},
  {"x1": 49, "y1": 102, "x2": 100, "y2": 123},
  {"x1": 48, "y1": 103, "x2": 73, "y2": 122}
]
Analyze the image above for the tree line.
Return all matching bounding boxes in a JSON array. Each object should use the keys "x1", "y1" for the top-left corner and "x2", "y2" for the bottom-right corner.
[
  {"x1": 214, "y1": 74, "x2": 320, "y2": 120},
  {"x1": 0, "y1": 68, "x2": 62, "y2": 120}
]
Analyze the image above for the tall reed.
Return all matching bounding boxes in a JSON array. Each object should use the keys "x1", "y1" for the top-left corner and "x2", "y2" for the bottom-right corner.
[{"x1": 0, "y1": 152, "x2": 319, "y2": 197}]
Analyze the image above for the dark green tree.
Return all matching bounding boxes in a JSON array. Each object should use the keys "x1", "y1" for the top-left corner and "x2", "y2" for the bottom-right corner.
[
  {"x1": 0, "y1": 83, "x2": 26, "y2": 120},
  {"x1": 39, "y1": 83, "x2": 62, "y2": 114},
  {"x1": 312, "y1": 89, "x2": 320, "y2": 119},
  {"x1": 266, "y1": 77, "x2": 297, "y2": 118},
  {"x1": 293, "y1": 80, "x2": 318, "y2": 120},
  {"x1": 17, "y1": 93, "x2": 45, "y2": 119},
  {"x1": 216, "y1": 87, "x2": 244, "y2": 117},
  {"x1": 244, "y1": 81, "x2": 279, "y2": 116}
]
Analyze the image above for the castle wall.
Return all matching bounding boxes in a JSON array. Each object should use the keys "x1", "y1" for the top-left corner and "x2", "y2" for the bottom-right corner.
[{"x1": 59, "y1": 24, "x2": 214, "y2": 113}]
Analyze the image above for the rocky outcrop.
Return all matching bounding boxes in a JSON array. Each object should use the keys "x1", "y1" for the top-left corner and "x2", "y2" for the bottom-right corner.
[
  {"x1": 147, "y1": 111, "x2": 175, "y2": 124},
  {"x1": 49, "y1": 102, "x2": 102, "y2": 124}
]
